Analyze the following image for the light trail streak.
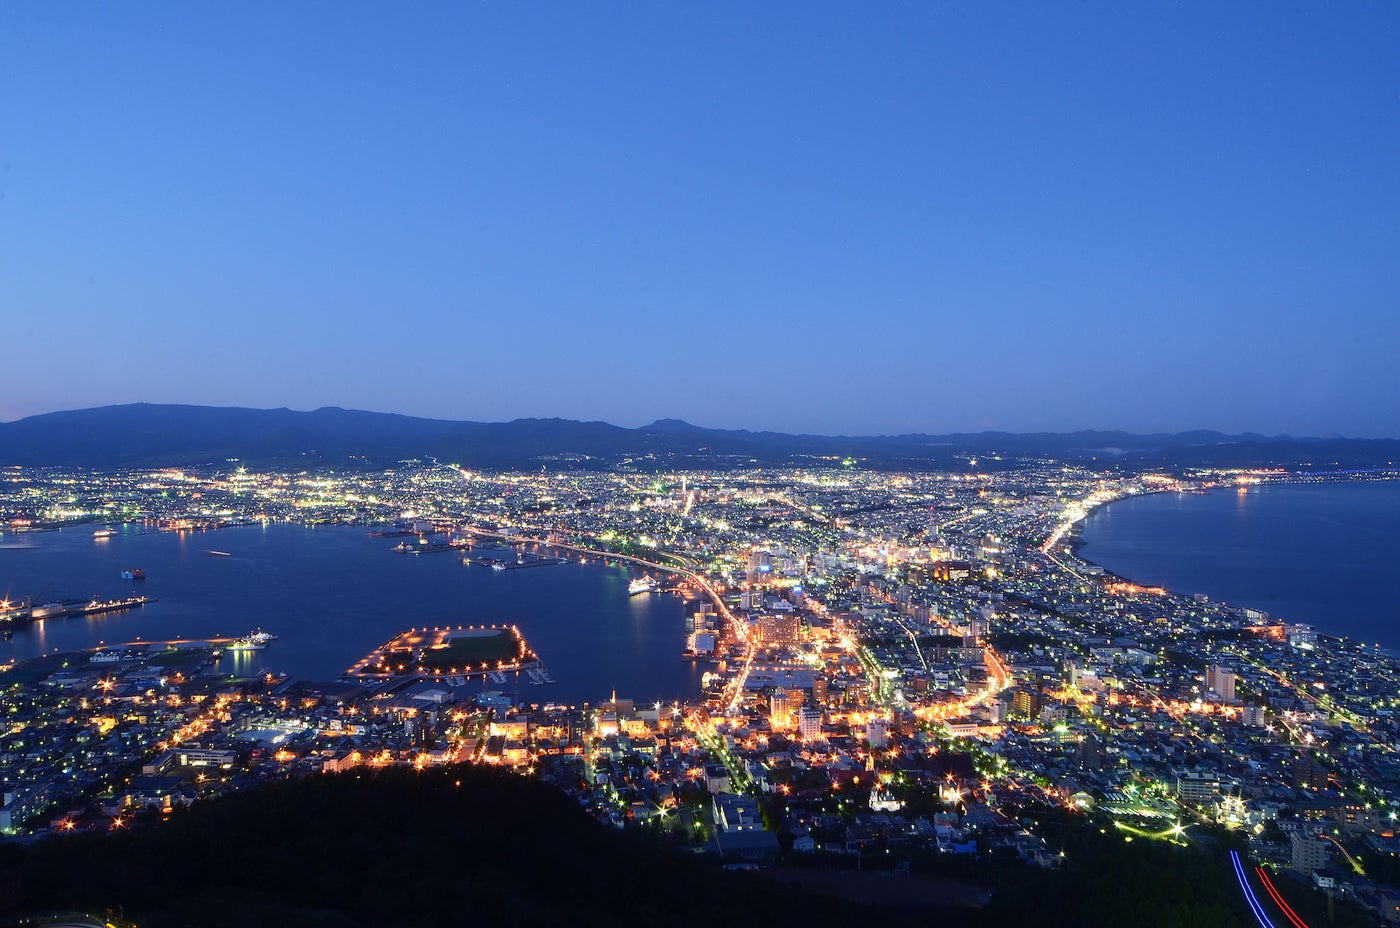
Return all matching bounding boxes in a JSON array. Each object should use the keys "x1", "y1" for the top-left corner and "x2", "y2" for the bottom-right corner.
[
  {"x1": 1230, "y1": 850, "x2": 1279, "y2": 928},
  {"x1": 1255, "y1": 866, "x2": 1311, "y2": 928}
]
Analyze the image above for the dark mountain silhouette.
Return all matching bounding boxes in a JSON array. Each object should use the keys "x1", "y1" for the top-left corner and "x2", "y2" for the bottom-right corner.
[{"x1": 1, "y1": 403, "x2": 1396, "y2": 469}]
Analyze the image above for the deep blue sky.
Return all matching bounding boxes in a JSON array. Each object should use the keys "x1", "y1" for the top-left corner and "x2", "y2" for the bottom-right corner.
[{"x1": 2, "y1": 3, "x2": 1397, "y2": 436}]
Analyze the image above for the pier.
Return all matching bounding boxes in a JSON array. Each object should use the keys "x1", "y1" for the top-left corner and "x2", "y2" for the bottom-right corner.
[{"x1": 0, "y1": 595, "x2": 155, "y2": 630}]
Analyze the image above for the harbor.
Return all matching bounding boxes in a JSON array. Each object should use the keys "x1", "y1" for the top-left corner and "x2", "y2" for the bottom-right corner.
[
  {"x1": 463, "y1": 553, "x2": 567, "y2": 571},
  {"x1": 0, "y1": 594, "x2": 155, "y2": 631},
  {"x1": 0, "y1": 522, "x2": 701, "y2": 706}
]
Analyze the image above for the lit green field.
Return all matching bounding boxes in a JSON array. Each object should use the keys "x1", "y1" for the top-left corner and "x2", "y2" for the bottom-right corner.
[{"x1": 419, "y1": 629, "x2": 524, "y2": 669}]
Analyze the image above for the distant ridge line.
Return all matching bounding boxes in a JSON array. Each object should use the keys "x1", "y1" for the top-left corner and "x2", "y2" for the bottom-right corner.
[{"x1": 0, "y1": 403, "x2": 1396, "y2": 470}]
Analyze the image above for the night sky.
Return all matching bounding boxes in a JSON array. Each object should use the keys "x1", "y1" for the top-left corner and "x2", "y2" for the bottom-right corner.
[{"x1": 2, "y1": 3, "x2": 1397, "y2": 437}]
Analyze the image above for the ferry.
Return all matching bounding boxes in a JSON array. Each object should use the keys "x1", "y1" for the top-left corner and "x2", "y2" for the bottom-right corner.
[
  {"x1": 628, "y1": 577, "x2": 659, "y2": 596},
  {"x1": 94, "y1": 528, "x2": 118, "y2": 539},
  {"x1": 228, "y1": 629, "x2": 278, "y2": 651}
]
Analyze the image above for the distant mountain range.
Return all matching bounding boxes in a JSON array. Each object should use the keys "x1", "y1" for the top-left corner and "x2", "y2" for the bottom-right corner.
[{"x1": 1, "y1": 403, "x2": 1396, "y2": 470}]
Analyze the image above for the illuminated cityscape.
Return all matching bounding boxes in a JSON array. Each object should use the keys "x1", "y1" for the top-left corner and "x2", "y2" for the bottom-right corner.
[
  {"x1": 3, "y1": 2, "x2": 1398, "y2": 924},
  {"x1": 1, "y1": 459, "x2": 1398, "y2": 923}
]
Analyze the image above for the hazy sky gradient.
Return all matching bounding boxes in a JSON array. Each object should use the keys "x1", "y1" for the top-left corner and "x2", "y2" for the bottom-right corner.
[{"x1": 2, "y1": 3, "x2": 1397, "y2": 436}]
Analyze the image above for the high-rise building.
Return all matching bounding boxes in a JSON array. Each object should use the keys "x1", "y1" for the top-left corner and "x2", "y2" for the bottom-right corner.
[
  {"x1": 1079, "y1": 732, "x2": 1104, "y2": 771},
  {"x1": 866, "y1": 717, "x2": 889, "y2": 749},
  {"x1": 1012, "y1": 688, "x2": 1041, "y2": 718},
  {"x1": 798, "y1": 707, "x2": 823, "y2": 742},
  {"x1": 758, "y1": 613, "x2": 801, "y2": 646},
  {"x1": 1206, "y1": 665, "x2": 1237, "y2": 702},
  {"x1": 769, "y1": 689, "x2": 796, "y2": 730},
  {"x1": 1293, "y1": 755, "x2": 1329, "y2": 792},
  {"x1": 1290, "y1": 833, "x2": 1329, "y2": 875},
  {"x1": 1176, "y1": 771, "x2": 1223, "y2": 804}
]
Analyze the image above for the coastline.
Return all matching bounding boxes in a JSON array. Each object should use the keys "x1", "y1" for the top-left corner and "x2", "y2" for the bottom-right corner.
[{"x1": 1067, "y1": 478, "x2": 1400, "y2": 649}]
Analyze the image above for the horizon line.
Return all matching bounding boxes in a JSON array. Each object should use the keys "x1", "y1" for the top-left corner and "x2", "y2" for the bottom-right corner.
[{"x1": 1, "y1": 401, "x2": 1393, "y2": 443}]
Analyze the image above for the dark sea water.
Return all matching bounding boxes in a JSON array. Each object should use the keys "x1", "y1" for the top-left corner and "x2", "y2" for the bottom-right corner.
[
  {"x1": 0, "y1": 524, "x2": 699, "y2": 706},
  {"x1": 1078, "y1": 481, "x2": 1400, "y2": 649}
]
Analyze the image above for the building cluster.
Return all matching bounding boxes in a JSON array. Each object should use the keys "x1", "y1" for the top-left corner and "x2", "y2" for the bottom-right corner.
[{"x1": 4, "y1": 460, "x2": 1400, "y2": 919}]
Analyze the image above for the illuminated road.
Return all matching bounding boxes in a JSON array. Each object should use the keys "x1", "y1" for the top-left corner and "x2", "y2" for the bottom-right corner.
[{"x1": 913, "y1": 645, "x2": 1012, "y2": 723}]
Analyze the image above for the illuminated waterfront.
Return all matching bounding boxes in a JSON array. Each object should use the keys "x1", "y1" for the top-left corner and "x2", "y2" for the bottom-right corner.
[
  {"x1": 0, "y1": 523, "x2": 699, "y2": 705},
  {"x1": 1078, "y1": 481, "x2": 1400, "y2": 650}
]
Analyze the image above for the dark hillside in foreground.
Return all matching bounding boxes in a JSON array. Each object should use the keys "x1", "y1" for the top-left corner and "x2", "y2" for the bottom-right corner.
[
  {"x1": 2, "y1": 403, "x2": 1398, "y2": 470},
  {"x1": 0, "y1": 765, "x2": 880, "y2": 928},
  {"x1": 0, "y1": 766, "x2": 1371, "y2": 928}
]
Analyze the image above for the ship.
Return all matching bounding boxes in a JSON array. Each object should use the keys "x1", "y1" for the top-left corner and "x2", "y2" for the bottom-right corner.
[
  {"x1": 30, "y1": 603, "x2": 66, "y2": 619},
  {"x1": 227, "y1": 629, "x2": 278, "y2": 651},
  {"x1": 120, "y1": 568, "x2": 145, "y2": 581},
  {"x1": 93, "y1": 528, "x2": 118, "y2": 539},
  {"x1": 628, "y1": 576, "x2": 659, "y2": 596},
  {"x1": 205, "y1": 550, "x2": 232, "y2": 557}
]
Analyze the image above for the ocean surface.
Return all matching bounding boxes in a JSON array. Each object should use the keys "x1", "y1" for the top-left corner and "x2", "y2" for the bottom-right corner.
[
  {"x1": 0, "y1": 524, "x2": 700, "y2": 706},
  {"x1": 1077, "y1": 481, "x2": 1400, "y2": 649}
]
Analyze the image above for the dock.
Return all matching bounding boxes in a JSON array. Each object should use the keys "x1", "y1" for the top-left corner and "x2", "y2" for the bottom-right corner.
[{"x1": 0, "y1": 595, "x2": 155, "y2": 630}]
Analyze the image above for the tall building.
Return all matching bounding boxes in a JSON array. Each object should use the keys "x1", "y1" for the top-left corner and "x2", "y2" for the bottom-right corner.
[
  {"x1": 758, "y1": 613, "x2": 801, "y2": 646},
  {"x1": 1176, "y1": 771, "x2": 1223, "y2": 804},
  {"x1": 1079, "y1": 732, "x2": 1104, "y2": 771},
  {"x1": 1206, "y1": 665, "x2": 1237, "y2": 702},
  {"x1": 866, "y1": 717, "x2": 889, "y2": 749},
  {"x1": 1293, "y1": 755, "x2": 1329, "y2": 792},
  {"x1": 798, "y1": 707, "x2": 823, "y2": 742},
  {"x1": 1290, "y1": 833, "x2": 1330, "y2": 875},
  {"x1": 1012, "y1": 688, "x2": 1041, "y2": 718},
  {"x1": 767, "y1": 688, "x2": 800, "y2": 733}
]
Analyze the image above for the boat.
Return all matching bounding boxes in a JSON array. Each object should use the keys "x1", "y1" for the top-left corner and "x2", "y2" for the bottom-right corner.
[
  {"x1": 228, "y1": 629, "x2": 278, "y2": 651},
  {"x1": 120, "y1": 568, "x2": 145, "y2": 581},
  {"x1": 94, "y1": 528, "x2": 118, "y2": 539},
  {"x1": 490, "y1": 562, "x2": 506, "y2": 572},
  {"x1": 205, "y1": 550, "x2": 232, "y2": 557},
  {"x1": 30, "y1": 603, "x2": 66, "y2": 619},
  {"x1": 628, "y1": 577, "x2": 659, "y2": 596}
]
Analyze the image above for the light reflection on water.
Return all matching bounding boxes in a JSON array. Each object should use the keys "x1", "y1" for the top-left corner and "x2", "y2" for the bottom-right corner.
[{"x1": 0, "y1": 524, "x2": 701, "y2": 705}]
